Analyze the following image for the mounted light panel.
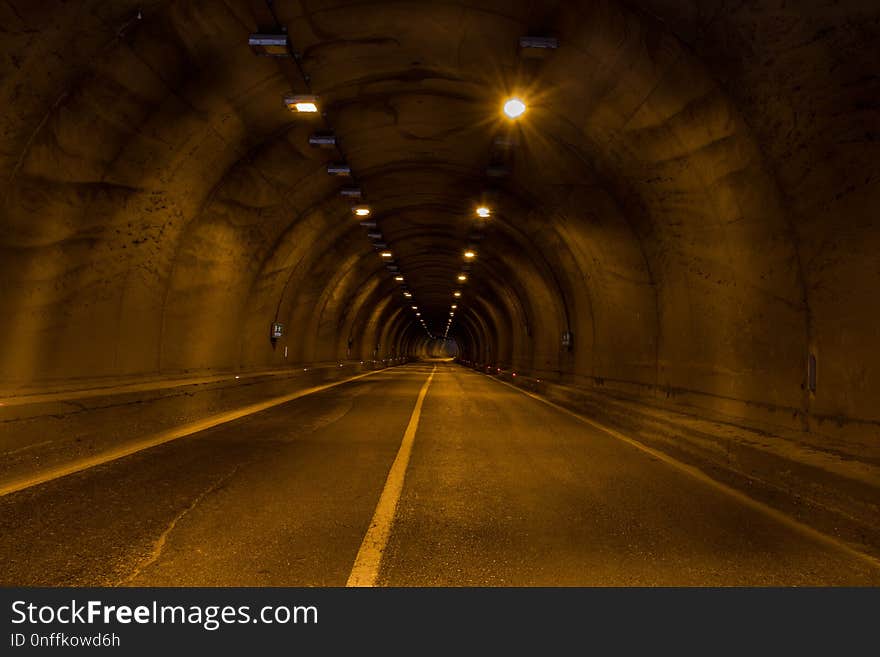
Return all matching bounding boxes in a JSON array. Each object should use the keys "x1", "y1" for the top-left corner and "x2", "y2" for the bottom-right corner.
[
  {"x1": 249, "y1": 33, "x2": 289, "y2": 57},
  {"x1": 284, "y1": 94, "x2": 320, "y2": 113},
  {"x1": 309, "y1": 132, "x2": 336, "y2": 147},
  {"x1": 519, "y1": 36, "x2": 559, "y2": 50},
  {"x1": 327, "y1": 163, "x2": 351, "y2": 176}
]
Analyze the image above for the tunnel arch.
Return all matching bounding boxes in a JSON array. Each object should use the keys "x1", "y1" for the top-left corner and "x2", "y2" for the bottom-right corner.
[{"x1": 1, "y1": 0, "x2": 878, "y2": 442}]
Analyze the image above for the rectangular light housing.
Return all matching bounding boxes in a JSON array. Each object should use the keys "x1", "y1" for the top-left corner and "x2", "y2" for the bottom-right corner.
[
  {"x1": 327, "y1": 163, "x2": 351, "y2": 176},
  {"x1": 309, "y1": 132, "x2": 336, "y2": 147},
  {"x1": 284, "y1": 94, "x2": 319, "y2": 113},
  {"x1": 519, "y1": 36, "x2": 559, "y2": 50},
  {"x1": 340, "y1": 187, "x2": 363, "y2": 199},
  {"x1": 249, "y1": 33, "x2": 289, "y2": 57}
]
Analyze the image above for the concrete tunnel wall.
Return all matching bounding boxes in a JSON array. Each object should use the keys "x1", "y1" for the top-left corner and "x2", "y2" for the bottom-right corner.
[{"x1": 1, "y1": 1, "x2": 878, "y2": 444}]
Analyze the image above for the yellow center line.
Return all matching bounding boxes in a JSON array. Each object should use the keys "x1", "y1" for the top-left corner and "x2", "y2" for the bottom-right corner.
[
  {"x1": 0, "y1": 368, "x2": 392, "y2": 498},
  {"x1": 347, "y1": 365, "x2": 437, "y2": 587}
]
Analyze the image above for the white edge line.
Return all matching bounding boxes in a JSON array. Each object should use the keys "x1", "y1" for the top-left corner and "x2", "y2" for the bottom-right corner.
[
  {"x1": 486, "y1": 373, "x2": 880, "y2": 572},
  {"x1": 0, "y1": 368, "x2": 391, "y2": 498}
]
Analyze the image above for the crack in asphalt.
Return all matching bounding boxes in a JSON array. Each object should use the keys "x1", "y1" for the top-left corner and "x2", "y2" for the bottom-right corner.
[{"x1": 116, "y1": 464, "x2": 242, "y2": 586}]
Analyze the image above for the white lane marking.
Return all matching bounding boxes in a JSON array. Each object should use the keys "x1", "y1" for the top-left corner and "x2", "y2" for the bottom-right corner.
[
  {"x1": 347, "y1": 365, "x2": 437, "y2": 587},
  {"x1": 0, "y1": 368, "x2": 393, "y2": 498},
  {"x1": 486, "y1": 373, "x2": 880, "y2": 571}
]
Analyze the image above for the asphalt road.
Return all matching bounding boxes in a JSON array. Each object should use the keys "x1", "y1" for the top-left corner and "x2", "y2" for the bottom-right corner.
[{"x1": 1, "y1": 363, "x2": 878, "y2": 586}]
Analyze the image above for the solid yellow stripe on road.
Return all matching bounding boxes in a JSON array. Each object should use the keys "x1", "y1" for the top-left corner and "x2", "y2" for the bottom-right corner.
[{"x1": 347, "y1": 365, "x2": 437, "y2": 587}]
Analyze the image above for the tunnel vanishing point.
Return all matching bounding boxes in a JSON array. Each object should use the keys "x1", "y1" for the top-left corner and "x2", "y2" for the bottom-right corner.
[{"x1": 1, "y1": 1, "x2": 879, "y2": 586}]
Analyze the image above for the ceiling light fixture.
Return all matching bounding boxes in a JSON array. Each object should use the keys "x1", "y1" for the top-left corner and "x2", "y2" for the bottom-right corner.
[
  {"x1": 309, "y1": 131, "x2": 336, "y2": 147},
  {"x1": 327, "y1": 163, "x2": 351, "y2": 176},
  {"x1": 284, "y1": 94, "x2": 320, "y2": 113},
  {"x1": 353, "y1": 206, "x2": 371, "y2": 217},
  {"x1": 519, "y1": 35, "x2": 559, "y2": 49},
  {"x1": 503, "y1": 97, "x2": 526, "y2": 119},
  {"x1": 248, "y1": 33, "x2": 290, "y2": 57},
  {"x1": 340, "y1": 187, "x2": 363, "y2": 199}
]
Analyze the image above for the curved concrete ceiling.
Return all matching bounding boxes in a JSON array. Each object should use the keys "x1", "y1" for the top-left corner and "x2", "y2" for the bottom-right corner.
[{"x1": 1, "y1": 0, "x2": 879, "y2": 435}]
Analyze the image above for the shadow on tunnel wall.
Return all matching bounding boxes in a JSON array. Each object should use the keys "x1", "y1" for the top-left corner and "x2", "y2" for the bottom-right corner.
[{"x1": 0, "y1": 0, "x2": 878, "y2": 455}]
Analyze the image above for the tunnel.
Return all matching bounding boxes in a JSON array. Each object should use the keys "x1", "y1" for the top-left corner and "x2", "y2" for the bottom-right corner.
[{"x1": 0, "y1": 0, "x2": 879, "y2": 587}]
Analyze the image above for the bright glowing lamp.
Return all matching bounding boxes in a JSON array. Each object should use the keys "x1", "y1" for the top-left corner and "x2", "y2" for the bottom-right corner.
[
  {"x1": 503, "y1": 97, "x2": 526, "y2": 119},
  {"x1": 284, "y1": 94, "x2": 320, "y2": 113}
]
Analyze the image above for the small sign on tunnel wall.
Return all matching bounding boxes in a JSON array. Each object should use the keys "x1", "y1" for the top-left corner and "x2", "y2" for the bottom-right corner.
[
  {"x1": 271, "y1": 322, "x2": 284, "y2": 340},
  {"x1": 561, "y1": 331, "x2": 573, "y2": 350}
]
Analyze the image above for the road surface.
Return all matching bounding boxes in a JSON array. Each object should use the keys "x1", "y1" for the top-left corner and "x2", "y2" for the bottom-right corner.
[{"x1": 1, "y1": 363, "x2": 877, "y2": 586}]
